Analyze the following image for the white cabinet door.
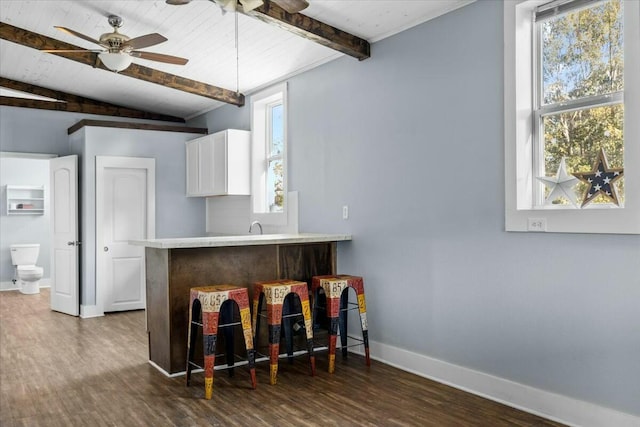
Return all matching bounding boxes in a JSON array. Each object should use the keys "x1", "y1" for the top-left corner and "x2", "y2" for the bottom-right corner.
[
  {"x1": 199, "y1": 135, "x2": 216, "y2": 195},
  {"x1": 211, "y1": 131, "x2": 228, "y2": 195},
  {"x1": 226, "y1": 129, "x2": 250, "y2": 195},
  {"x1": 186, "y1": 140, "x2": 199, "y2": 197},
  {"x1": 185, "y1": 130, "x2": 250, "y2": 197}
]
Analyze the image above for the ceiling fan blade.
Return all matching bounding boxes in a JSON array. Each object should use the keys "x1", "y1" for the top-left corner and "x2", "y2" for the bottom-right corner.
[
  {"x1": 54, "y1": 26, "x2": 107, "y2": 48},
  {"x1": 130, "y1": 51, "x2": 189, "y2": 65},
  {"x1": 273, "y1": 0, "x2": 309, "y2": 13},
  {"x1": 41, "y1": 49, "x2": 102, "y2": 53},
  {"x1": 126, "y1": 33, "x2": 168, "y2": 50}
]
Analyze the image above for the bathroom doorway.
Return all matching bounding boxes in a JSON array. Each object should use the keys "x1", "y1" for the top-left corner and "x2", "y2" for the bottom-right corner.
[{"x1": 0, "y1": 152, "x2": 55, "y2": 292}]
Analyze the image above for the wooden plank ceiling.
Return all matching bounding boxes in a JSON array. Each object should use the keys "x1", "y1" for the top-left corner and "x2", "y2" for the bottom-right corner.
[{"x1": 0, "y1": 1, "x2": 474, "y2": 120}]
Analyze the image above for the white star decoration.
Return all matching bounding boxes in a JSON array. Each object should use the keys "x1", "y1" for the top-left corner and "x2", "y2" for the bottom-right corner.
[{"x1": 536, "y1": 157, "x2": 580, "y2": 206}]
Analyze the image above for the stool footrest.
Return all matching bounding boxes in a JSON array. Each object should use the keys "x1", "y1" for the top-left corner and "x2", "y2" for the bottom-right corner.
[
  {"x1": 188, "y1": 361, "x2": 203, "y2": 370},
  {"x1": 189, "y1": 355, "x2": 251, "y2": 371},
  {"x1": 213, "y1": 359, "x2": 248, "y2": 371},
  {"x1": 312, "y1": 342, "x2": 362, "y2": 352},
  {"x1": 282, "y1": 312, "x2": 303, "y2": 319},
  {"x1": 192, "y1": 320, "x2": 242, "y2": 328},
  {"x1": 257, "y1": 312, "x2": 303, "y2": 319},
  {"x1": 254, "y1": 348, "x2": 313, "y2": 362}
]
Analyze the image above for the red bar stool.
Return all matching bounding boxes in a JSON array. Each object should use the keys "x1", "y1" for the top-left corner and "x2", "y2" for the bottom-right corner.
[
  {"x1": 186, "y1": 284, "x2": 257, "y2": 400},
  {"x1": 311, "y1": 275, "x2": 370, "y2": 373},
  {"x1": 252, "y1": 279, "x2": 316, "y2": 385}
]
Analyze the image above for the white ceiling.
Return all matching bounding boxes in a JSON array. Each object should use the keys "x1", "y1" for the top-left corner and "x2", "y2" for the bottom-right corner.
[{"x1": 0, "y1": 1, "x2": 473, "y2": 120}]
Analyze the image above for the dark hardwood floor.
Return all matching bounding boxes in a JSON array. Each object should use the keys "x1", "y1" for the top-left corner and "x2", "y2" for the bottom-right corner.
[{"x1": 0, "y1": 289, "x2": 564, "y2": 426}]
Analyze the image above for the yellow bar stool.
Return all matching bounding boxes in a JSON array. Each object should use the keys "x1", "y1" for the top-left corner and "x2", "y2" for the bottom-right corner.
[
  {"x1": 186, "y1": 284, "x2": 257, "y2": 399},
  {"x1": 311, "y1": 275, "x2": 370, "y2": 373},
  {"x1": 251, "y1": 279, "x2": 316, "y2": 385}
]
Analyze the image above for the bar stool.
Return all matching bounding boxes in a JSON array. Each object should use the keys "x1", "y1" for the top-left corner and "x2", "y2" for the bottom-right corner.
[
  {"x1": 186, "y1": 285, "x2": 257, "y2": 400},
  {"x1": 311, "y1": 275, "x2": 370, "y2": 373},
  {"x1": 252, "y1": 279, "x2": 316, "y2": 385}
]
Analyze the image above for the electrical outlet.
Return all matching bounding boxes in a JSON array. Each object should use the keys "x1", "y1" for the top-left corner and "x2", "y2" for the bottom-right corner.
[
  {"x1": 342, "y1": 205, "x2": 349, "y2": 220},
  {"x1": 527, "y1": 217, "x2": 547, "y2": 232}
]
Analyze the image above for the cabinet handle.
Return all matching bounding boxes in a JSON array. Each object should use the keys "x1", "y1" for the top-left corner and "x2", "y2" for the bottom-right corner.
[{"x1": 104, "y1": 246, "x2": 109, "y2": 252}]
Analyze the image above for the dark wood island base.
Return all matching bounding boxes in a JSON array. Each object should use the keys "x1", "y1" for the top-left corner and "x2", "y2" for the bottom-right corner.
[{"x1": 141, "y1": 238, "x2": 347, "y2": 376}]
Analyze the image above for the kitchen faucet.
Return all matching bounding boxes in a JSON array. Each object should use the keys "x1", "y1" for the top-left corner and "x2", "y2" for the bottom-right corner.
[{"x1": 249, "y1": 220, "x2": 263, "y2": 235}]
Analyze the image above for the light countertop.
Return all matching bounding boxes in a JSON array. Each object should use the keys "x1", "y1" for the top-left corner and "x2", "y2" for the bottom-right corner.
[{"x1": 129, "y1": 233, "x2": 352, "y2": 249}]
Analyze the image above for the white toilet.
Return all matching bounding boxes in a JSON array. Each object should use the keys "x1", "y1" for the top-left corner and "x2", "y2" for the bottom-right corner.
[{"x1": 10, "y1": 244, "x2": 43, "y2": 295}]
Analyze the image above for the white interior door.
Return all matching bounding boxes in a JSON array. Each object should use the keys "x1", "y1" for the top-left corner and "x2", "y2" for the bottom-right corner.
[
  {"x1": 96, "y1": 156, "x2": 155, "y2": 313},
  {"x1": 49, "y1": 155, "x2": 79, "y2": 316}
]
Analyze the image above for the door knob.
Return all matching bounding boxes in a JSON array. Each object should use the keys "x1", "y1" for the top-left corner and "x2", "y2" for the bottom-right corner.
[
  {"x1": 67, "y1": 241, "x2": 81, "y2": 246},
  {"x1": 104, "y1": 246, "x2": 109, "y2": 252}
]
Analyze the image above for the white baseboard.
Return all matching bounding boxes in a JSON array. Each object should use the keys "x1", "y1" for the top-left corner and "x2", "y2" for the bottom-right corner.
[
  {"x1": 345, "y1": 339, "x2": 639, "y2": 427},
  {"x1": 80, "y1": 304, "x2": 104, "y2": 318},
  {"x1": 1, "y1": 278, "x2": 51, "y2": 291},
  {"x1": 148, "y1": 360, "x2": 201, "y2": 378}
]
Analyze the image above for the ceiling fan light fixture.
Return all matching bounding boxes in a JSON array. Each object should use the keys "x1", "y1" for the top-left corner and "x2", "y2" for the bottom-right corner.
[
  {"x1": 239, "y1": 0, "x2": 263, "y2": 12},
  {"x1": 216, "y1": 0, "x2": 237, "y2": 13},
  {"x1": 99, "y1": 52, "x2": 133, "y2": 72}
]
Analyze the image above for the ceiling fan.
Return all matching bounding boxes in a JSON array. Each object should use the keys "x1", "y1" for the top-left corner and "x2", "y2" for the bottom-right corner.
[
  {"x1": 166, "y1": 0, "x2": 309, "y2": 14},
  {"x1": 42, "y1": 15, "x2": 189, "y2": 72}
]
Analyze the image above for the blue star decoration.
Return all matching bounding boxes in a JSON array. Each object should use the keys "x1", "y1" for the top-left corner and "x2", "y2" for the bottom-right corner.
[{"x1": 572, "y1": 148, "x2": 624, "y2": 208}]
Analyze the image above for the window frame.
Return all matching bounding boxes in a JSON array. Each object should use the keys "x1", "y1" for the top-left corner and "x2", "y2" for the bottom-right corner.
[
  {"x1": 504, "y1": 0, "x2": 640, "y2": 234},
  {"x1": 250, "y1": 82, "x2": 288, "y2": 226}
]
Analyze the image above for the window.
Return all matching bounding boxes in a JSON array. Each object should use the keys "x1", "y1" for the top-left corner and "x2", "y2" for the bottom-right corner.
[
  {"x1": 250, "y1": 83, "x2": 288, "y2": 225},
  {"x1": 266, "y1": 102, "x2": 284, "y2": 213},
  {"x1": 504, "y1": 0, "x2": 640, "y2": 234}
]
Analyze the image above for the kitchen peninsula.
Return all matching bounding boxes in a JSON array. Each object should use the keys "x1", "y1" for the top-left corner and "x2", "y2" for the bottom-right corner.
[{"x1": 130, "y1": 233, "x2": 352, "y2": 375}]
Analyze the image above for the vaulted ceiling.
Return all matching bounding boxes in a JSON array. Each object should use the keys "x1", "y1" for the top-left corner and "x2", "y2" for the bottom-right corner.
[{"x1": 0, "y1": 1, "x2": 474, "y2": 122}]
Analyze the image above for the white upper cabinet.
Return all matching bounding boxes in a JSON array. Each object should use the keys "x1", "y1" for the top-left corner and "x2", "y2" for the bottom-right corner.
[{"x1": 185, "y1": 129, "x2": 251, "y2": 197}]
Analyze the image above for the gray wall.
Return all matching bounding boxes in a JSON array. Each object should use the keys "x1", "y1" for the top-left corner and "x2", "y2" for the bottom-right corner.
[
  {"x1": 189, "y1": 0, "x2": 640, "y2": 417},
  {"x1": 0, "y1": 157, "x2": 51, "y2": 283},
  {"x1": 69, "y1": 126, "x2": 206, "y2": 306}
]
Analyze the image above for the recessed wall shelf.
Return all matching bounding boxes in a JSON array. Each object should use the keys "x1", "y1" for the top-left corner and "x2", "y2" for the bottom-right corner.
[{"x1": 5, "y1": 185, "x2": 45, "y2": 215}]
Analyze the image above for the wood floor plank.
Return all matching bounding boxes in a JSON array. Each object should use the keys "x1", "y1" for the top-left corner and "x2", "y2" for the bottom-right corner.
[{"x1": 0, "y1": 289, "x2": 565, "y2": 426}]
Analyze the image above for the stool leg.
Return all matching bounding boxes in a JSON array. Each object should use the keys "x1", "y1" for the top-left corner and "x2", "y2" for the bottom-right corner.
[
  {"x1": 220, "y1": 300, "x2": 235, "y2": 377},
  {"x1": 202, "y1": 311, "x2": 219, "y2": 400},
  {"x1": 339, "y1": 290, "x2": 349, "y2": 359},
  {"x1": 326, "y1": 295, "x2": 340, "y2": 374},
  {"x1": 239, "y1": 304, "x2": 257, "y2": 389},
  {"x1": 356, "y1": 289, "x2": 371, "y2": 367},
  {"x1": 267, "y1": 302, "x2": 283, "y2": 385},
  {"x1": 298, "y1": 291, "x2": 316, "y2": 377},
  {"x1": 186, "y1": 300, "x2": 201, "y2": 386},
  {"x1": 252, "y1": 291, "x2": 263, "y2": 350}
]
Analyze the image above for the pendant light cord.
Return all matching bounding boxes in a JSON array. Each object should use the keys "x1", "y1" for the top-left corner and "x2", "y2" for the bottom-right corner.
[{"x1": 235, "y1": 11, "x2": 239, "y2": 94}]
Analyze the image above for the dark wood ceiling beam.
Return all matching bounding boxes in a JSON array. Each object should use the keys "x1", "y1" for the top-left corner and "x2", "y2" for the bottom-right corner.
[
  {"x1": 244, "y1": 1, "x2": 370, "y2": 61},
  {"x1": 0, "y1": 22, "x2": 244, "y2": 106},
  {"x1": 0, "y1": 77, "x2": 184, "y2": 122}
]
